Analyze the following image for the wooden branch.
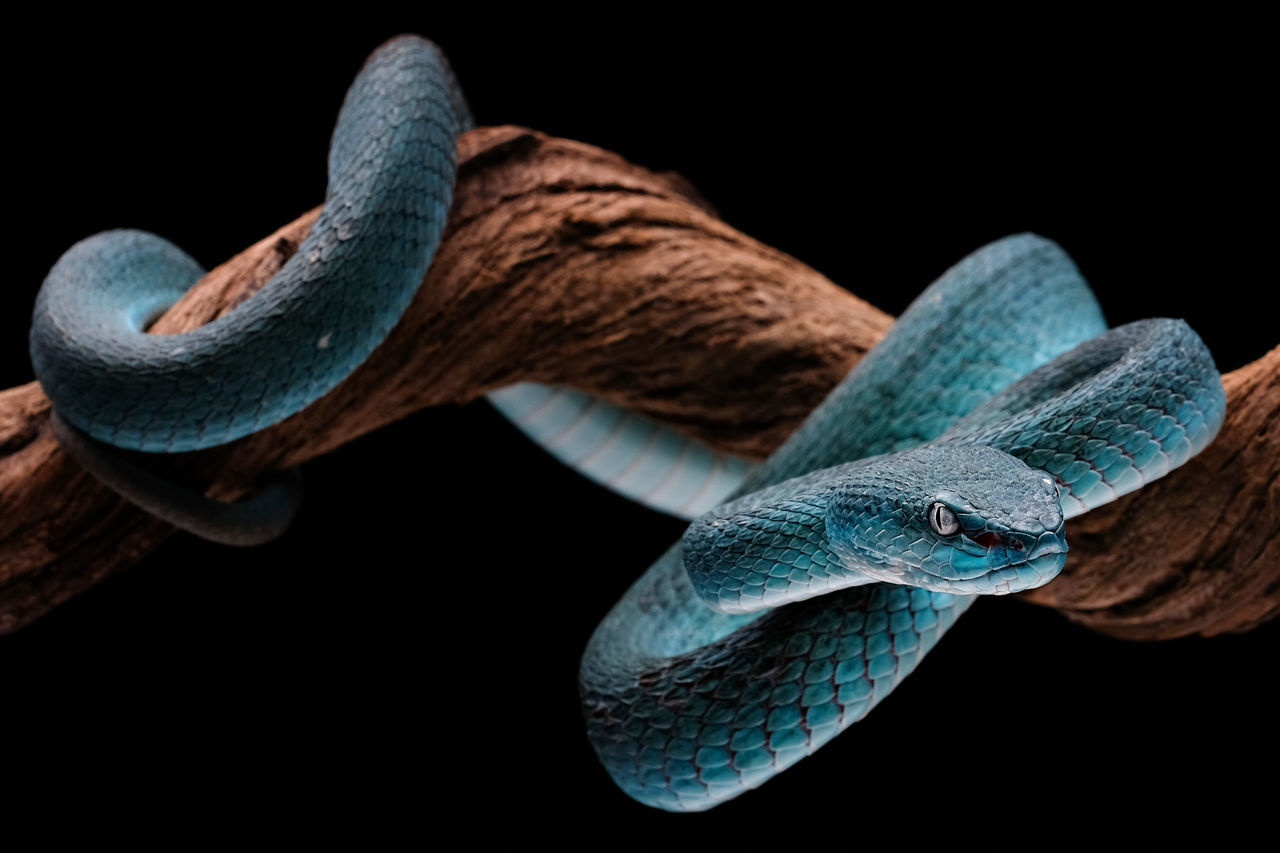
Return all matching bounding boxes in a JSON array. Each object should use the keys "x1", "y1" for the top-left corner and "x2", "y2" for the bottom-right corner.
[
  {"x1": 1, "y1": 126, "x2": 1275, "y2": 638},
  {"x1": 1021, "y1": 345, "x2": 1279, "y2": 638}
]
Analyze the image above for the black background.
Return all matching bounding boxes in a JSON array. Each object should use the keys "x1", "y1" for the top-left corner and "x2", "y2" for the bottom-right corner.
[{"x1": 3, "y1": 15, "x2": 1274, "y2": 834}]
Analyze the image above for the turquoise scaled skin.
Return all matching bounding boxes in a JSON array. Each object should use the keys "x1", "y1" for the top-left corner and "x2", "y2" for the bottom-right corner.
[
  {"x1": 24, "y1": 37, "x2": 1228, "y2": 815},
  {"x1": 30, "y1": 36, "x2": 471, "y2": 453}
]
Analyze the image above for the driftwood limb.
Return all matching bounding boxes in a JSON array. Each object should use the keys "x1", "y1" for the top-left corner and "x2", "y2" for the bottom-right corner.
[
  {"x1": 1, "y1": 125, "x2": 1275, "y2": 637},
  {"x1": 1021, "y1": 346, "x2": 1279, "y2": 638}
]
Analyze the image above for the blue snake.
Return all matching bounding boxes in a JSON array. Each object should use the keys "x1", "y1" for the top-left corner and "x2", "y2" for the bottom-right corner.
[
  {"x1": 31, "y1": 36, "x2": 469, "y2": 454},
  {"x1": 27, "y1": 37, "x2": 1227, "y2": 811}
]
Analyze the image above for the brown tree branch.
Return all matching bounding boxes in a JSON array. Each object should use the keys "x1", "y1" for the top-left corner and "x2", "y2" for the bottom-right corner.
[
  {"x1": 1021, "y1": 345, "x2": 1279, "y2": 638},
  {"x1": 1, "y1": 126, "x2": 1275, "y2": 637}
]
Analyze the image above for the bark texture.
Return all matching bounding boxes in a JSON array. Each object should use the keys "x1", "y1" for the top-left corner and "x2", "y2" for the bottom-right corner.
[{"x1": 1, "y1": 126, "x2": 1275, "y2": 637}]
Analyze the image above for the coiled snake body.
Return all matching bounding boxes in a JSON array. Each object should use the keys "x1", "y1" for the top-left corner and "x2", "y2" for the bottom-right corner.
[
  {"x1": 28, "y1": 37, "x2": 1227, "y2": 811},
  {"x1": 31, "y1": 37, "x2": 469, "y2": 452}
]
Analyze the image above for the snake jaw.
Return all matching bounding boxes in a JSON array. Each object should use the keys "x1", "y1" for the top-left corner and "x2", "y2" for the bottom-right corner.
[{"x1": 978, "y1": 523, "x2": 1069, "y2": 593}]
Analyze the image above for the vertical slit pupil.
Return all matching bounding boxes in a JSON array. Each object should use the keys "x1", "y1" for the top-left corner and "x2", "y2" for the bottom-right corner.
[{"x1": 930, "y1": 503, "x2": 957, "y2": 535}]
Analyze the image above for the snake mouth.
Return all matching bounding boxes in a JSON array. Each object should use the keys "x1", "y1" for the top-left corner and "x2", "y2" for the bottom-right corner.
[
  {"x1": 1015, "y1": 548, "x2": 1067, "y2": 576},
  {"x1": 991, "y1": 539, "x2": 1068, "y2": 593},
  {"x1": 921, "y1": 526, "x2": 1067, "y2": 593}
]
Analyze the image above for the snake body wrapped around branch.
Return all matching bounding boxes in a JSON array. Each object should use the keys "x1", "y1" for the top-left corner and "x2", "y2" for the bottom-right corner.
[
  {"x1": 580, "y1": 236, "x2": 1223, "y2": 810},
  {"x1": 24, "y1": 36, "x2": 1227, "y2": 812}
]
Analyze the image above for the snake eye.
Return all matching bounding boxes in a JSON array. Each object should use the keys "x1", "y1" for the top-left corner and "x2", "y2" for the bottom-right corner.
[{"x1": 928, "y1": 502, "x2": 960, "y2": 536}]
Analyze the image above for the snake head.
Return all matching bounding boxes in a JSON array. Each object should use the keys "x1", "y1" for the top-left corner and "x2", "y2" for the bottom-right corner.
[{"x1": 825, "y1": 444, "x2": 1067, "y2": 595}]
